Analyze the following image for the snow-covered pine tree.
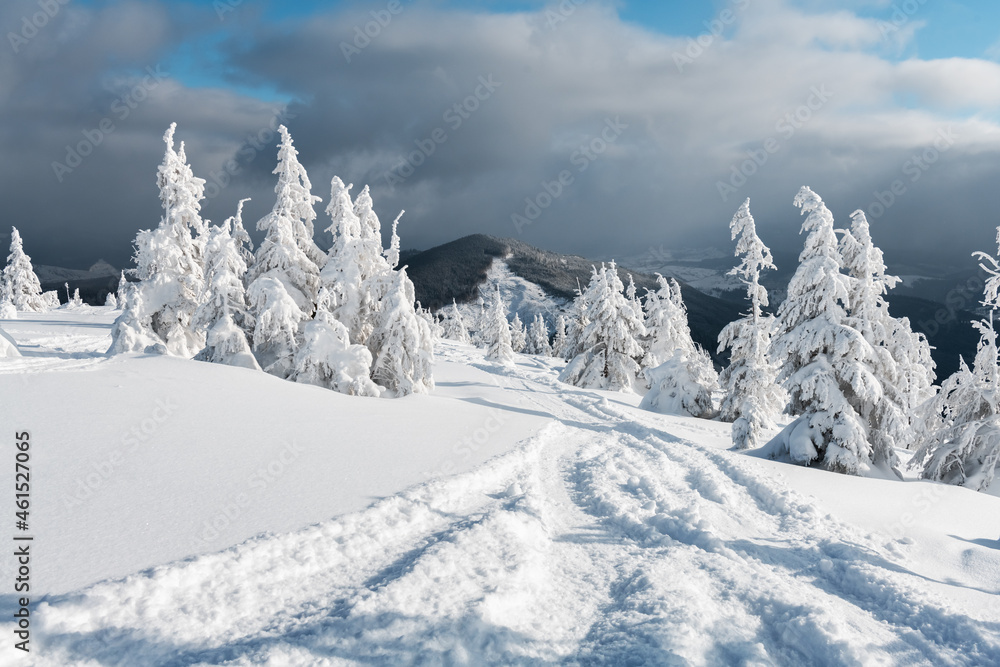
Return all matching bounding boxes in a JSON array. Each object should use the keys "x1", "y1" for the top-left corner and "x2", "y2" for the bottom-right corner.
[
  {"x1": 763, "y1": 186, "x2": 880, "y2": 475},
  {"x1": 911, "y1": 321, "x2": 999, "y2": 491},
  {"x1": 560, "y1": 262, "x2": 646, "y2": 392},
  {"x1": 910, "y1": 226, "x2": 1000, "y2": 491},
  {"x1": 510, "y1": 312, "x2": 527, "y2": 353},
  {"x1": 71, "y1": 288, "x2": 82, "y2": 307},
  {"x1": 273, "y1": 125, "x2": 325, "y2": 271},
  {"x1": 839, "y1": 209, "x2": 933, "y2": 469},
  {"x1": 245, "y1": 276, "x2": 304, "y2": 376},
  {"x1": 193, "y1": 215, "x2": 257, "y2": 369},
  {"x1": 564, "y1": 271, "x2": 599, "y2": 360},
  {"x1": 107, "y1": 284, "x2": 160, "y2": 355},
  {"x1": 368, "y1": 268, "x2": 434, "y2": 395},
  {"x1": 484, "y1": 284, "x2": 514, "y2": 364},
  {"x1": 717, "y1": 199, "x2": 784, "y2": 449},
  {"x1": 528, "y1": 313, "x2": 552, "y2": 356},
  {"x1": 642, "y1": 275, "x2": 697, "y2": 369},
  {"x1": 319, "y1": 179, "x2": 394, "y2": 346},
  {"x1": 125, "y1": 123, "x2": 208, "y2": 357},
  {"x1": 104, "y1": 293, "x2": 118, "y2": 308},
  {"x1": 444, "y1": 299, "x2": 470, "y2": 343},
  {"x1": 115, "y1": 271, "x2": 128, "y2": 310},
  {"x1": 289, "y1": 293, "x2": 379, "y2": 396},
  {"x1": 2, "y1": 227, "x2": 45, "y2": 311},
  {"x1": 552, "y1": 314, "x2": 570, "y2": 359},
  {"x1": 229, "y1": 198, "x2": 254, "y2": 267}
]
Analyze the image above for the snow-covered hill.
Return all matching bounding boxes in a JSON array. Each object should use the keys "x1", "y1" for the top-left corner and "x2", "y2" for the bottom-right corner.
[{"x1": 1, "y1": 308, "x2": 999, "y2": 665}]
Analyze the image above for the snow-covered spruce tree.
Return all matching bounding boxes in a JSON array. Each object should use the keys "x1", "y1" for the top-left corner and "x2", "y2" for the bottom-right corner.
[
  {"x1": 415, "y1": 301, "x2": 443, "y2": 340},
  {"x1": 122, "y1": 123, "x2": 208, "y2": 357},
  {"x1": 193, "y1": 215, "x2": 258, "y2": 370},
  {"x1": 107, "y1": 284, "x2": 160, "y2": 355},
  {"x1": 763, "y1": 186, "x2": 881, "y2": 475},
  {"x1": 642, "y1": 275, "x2": 696, "y2": 368},
  {"x1": 528, "y1": 313, "x2": 552, "y2": 356},
  {"x1": 71, "y1": 288, "x2": 83, "y2": 307},
  {"x1": 639, "y1": 273, "x2": 719, "y2": 416},
  {"x1": 484, "y1": 284, "x2": 514, "y2": 364},
  {"x1": 319, "y1": 179, "x2": 394, "y2": 346},
  {"x1": 840, "y1": 209, "x2": 934, "y2": 466},
  {"x1": 911, "y1": 321, "x2": 999, "y2": 491},
  {"x1": 552, "y1": 314, "x2": 570, "y2": 359},
  {"x1": 444, "y1": 299, "x2": 471, "y2": 343},
  {"x1": 115, "y1": 271, "x2": 128, "y2": 310},
  {"x1": 289, "y1": 293, "x2": 379, "y2": 397},
  {"x1": 2, "y1": 227, "x2": 45, "y2": 311},
  {"x1": 367, "y1": 268, "x2": 434, "y2": 395},
  {"x1": 104, "y1": 293, "x2": 117, "y2": 308},
  {"x1": 273, "y1": 125, "x2": 325, "y2": 271},
  {"x1": 510, "y1": 312, "x2": 527, "y2": 353},
  {"x1": 245, "y1": 275, "x2": 304, "y2": 376},
  {"x1": 564, "y1": 271, "x2": 600, "y2": 360},
  {"x1": 560, "y1": 263, "x2": 646, "y2": 392},
  {"x1": 229, "y1": 198, "x2": 254, "y2": 268},
  {"x1": 472, "y1": 295, "x2": 487, "y2": 347},
  {"x1": 640, "y1": 348, "x2": 719, "y2": 418},
  {"x1": 910, "y1": 228, "x2": 1000, "y2": 491},
  {"x1": 717, "y1": 199, "x2": 784, "y2": 449}
]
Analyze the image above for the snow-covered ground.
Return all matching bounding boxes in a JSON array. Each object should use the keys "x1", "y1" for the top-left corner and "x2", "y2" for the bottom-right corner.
[{"x1": 1, "y1": 307, "x2": 999, "y2": 665}]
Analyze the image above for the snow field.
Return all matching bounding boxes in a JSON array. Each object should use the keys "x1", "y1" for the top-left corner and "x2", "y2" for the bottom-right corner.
[{"x1": 0, "y1": 310, "x2": 998, "y2": 665}]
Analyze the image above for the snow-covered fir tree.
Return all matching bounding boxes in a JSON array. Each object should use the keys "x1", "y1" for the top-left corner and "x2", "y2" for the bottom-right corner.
[
  {"x1": 319, "y1": 179, "x2": 395, "y2": 346},
  {"x1": 911, "y1": 227, "x2": 1000, "y2": 491},
  {"x1": 642, "y1": 275, "x2": 697, "y2": 369},
  {"x1": 246, "y1": 138, "x2": 322, "y2": 328},
  {"x1": 229, "y1": 198, "x2": 254, "y2": 267},
  {"x1": 104, "y1": 293, "x2": 118, "y2": 308},
  {"x1": 272, "y1": 125, "x2": 325, "y2": 271},
  {"x1": 70, "y1": 288, "x2": 83, "y2": 307},
  {"x1": 289, "y1": 295, "x2": 379, "y2": 397},
  {"x1": 443, "y1": 299, "x2": 471, "y2": 343},
  {"x1": 840, "y1": 209, "x2": 935, "y2": 461},
  {"x1": 638, "y1": 273, "x2": 719, "y2": 414},
  {"x1": 560, "y1": 263, "x2": 646, "y2": 392},
  {"x1": 717, "y1": 199, "x2": 784, "y2": 449},
  {"x1": 911, "y1": 320, "x2": 999, "y2": 491},
  {"x1": 764, "y1": 186, "x2": 881, "y2": 475},
  {"x1": 107, "y1": 284, "x2": 160, "y2": 355},
  {"x1": 119, "y1": 123, "x2": 207, "y2": 357},
  {"x1": 115, "y1": 271, "x2": 128, "y2": 310},
  {"x1": 527, "y1": 313, "x2": 552, "y2": 356},
  {"x1": 640, "y1": 348, "x2": 718, "y2": 418},
  {"x1": 510, "y1": 312, "x2": 527, "y2": 353},
  {"x1": 245, "y1": 275, "x2": 304, "y2": 376},
  {"x1": 193, "y1": 213, "x2": 257, "y2": 369},
  {"x1": 2, "y1": 227, "x2": 45, "y2": 311},
  {"x1": 552, "y1": 314, "x2": 570, "y2": 359},
  {"x1": 368, "y1": 268, "x2": 434, "y2": 395},
  {"x1": 484, "y1": 285, "x2": 514, "y2": 364}
]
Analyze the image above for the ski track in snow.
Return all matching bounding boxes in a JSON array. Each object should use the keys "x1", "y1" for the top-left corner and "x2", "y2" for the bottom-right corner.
[{"x1": 12, "y1": 345, "x2": 1000, "y2": 666}]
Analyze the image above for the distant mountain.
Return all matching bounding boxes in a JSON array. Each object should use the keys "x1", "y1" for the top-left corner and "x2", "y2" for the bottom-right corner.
[
  {"x1": 35, "y1": 260, "x2": 122, "y2": 306},
  {"x1": 404, "y1": 234, "x2": 977, "y2": 379}
]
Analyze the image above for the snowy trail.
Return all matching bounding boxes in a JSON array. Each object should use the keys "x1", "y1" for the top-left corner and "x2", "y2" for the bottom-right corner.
[{"x1": 15, "y1": 348, "x2": 1000, "y2": 665}]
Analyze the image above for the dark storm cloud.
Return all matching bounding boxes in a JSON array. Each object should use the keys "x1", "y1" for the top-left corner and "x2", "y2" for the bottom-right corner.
[{"x1": 2, "y1": 0, "x2": 1000, "y2": 274}]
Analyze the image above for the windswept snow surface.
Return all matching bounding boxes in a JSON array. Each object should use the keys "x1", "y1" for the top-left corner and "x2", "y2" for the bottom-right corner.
[{"x1": 0, "y1": 309, "x2": 998, "y2": 665}]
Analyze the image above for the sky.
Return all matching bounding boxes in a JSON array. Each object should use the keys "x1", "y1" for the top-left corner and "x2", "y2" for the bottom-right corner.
[{"x1": 3, "y1": 0, "x2": 1000, "y2": 273}]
